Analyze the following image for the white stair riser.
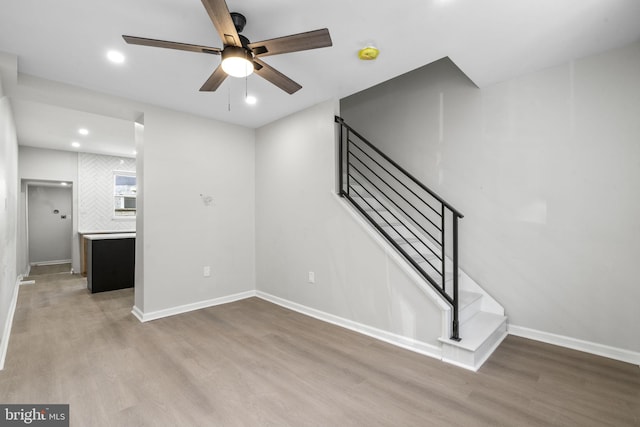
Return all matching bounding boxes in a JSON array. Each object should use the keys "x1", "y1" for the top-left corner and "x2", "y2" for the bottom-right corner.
[
  {"x1": 347, "y1": 183, "x2": 507, "y2": 371},
  {"x1": 441, "y1": 318, "x2": 507, "y2": 371},
  {"x1": 459, "y1": 294, "x2": 483, "y2": 324}
]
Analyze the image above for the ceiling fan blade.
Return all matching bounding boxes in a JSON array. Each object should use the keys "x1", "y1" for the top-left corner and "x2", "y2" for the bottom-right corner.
[
  {"x1": 123, "y1": 35, "x2": 221, "y2": 55},
  {"x1": 200, "y1": 65, "x2": 228, "y2": 91},
  {"x1": 248, "y1": 28, "x2": 332, "y2": 57},
  {"x1": 253, "y1": 58, "x2": 302, "y2": 94},
  {"x1": 200, "y1": 0, "x2": 241, "y2": 47}
]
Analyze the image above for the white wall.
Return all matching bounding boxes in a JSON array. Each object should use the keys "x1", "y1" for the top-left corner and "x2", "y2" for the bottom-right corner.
[
  {"x1": 341, "y1": 42, "x2": 640, "y2": 354},
  {"x1": 138, "y1": 108, "x2": 256, "y2": 314},
  {"x1": 18, "y1": 146, "x2": 80, "y2": 274},
  {"x1": 256, "y1": 100, "x2": 443, "y2": 348},
  {"x1": 78, "y1": 152, "x2": 135, "y2": 232},
  {"x1": 134, "y1": 121, "x2": 145, "y2": 312},
  {"x1": 0, "y1": 87, "x2": 19, "y2": 367}
]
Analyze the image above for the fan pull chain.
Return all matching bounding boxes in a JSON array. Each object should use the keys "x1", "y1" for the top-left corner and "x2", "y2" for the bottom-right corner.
[{"x1": 228, "y1": 86, "x2": 231, "y2": 112}]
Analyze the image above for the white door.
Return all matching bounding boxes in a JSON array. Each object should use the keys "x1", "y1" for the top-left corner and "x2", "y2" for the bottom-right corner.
[{"x1": 27, "y1": 185, "x2": 72, "y2": 265}]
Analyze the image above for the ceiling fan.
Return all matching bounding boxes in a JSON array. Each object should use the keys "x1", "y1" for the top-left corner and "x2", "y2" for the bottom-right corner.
[{"x1": 123, "y1": 0, "x2": 332, "y2": 94}]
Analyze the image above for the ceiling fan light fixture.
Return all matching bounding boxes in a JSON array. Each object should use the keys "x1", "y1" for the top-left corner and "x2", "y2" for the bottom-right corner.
[{"x1": 221, "y1": 47, "x2": 254, "y2": 78}]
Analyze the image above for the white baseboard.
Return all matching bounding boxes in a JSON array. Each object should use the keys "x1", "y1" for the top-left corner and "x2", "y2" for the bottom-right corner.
[
  {"x1": 508, "y1": 324, "x2": 640, "y2": 366},
  {"x1": 30, "y1": 259, "x2": 72, "y2": 266},
  {"x1": 129, "y1": 289, "x2": 442, "y2": 362},
  {"x1": 0, "y1": 276, "x2": 22, "y2": 370},
  {"x1": 131, "y1": 290, "x2": 257, "y2": 322},
  {"x1": 256, "y1": 291, "x2": 442, "y2": 361},
  {"x1": 131, "y1": 305, "x2": 144, "y2": 322}
]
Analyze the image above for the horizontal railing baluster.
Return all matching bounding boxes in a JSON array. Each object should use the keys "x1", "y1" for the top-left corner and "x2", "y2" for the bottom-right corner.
[
  {"x1": 348, "y1": 147, "x2": 443, "y2": 233},
  {"x1": 349, "y1": 163, "x2": 444, "y2": 264},
  {"x1": 336, "y1": 116, "x2": 464, "y2": 219},
  {"x1": 349, "y1": 175, "x2": 442, "y2": 273},
  {"x1": 335, "y1": 116, "x2": 463, "y2": 341},
  {"x1": 349, "y1": 141, "x2": 443, "y2": 218}
]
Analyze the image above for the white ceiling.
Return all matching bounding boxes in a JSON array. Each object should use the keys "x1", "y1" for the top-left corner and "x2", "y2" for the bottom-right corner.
[
  {"x1": 2, "y1": 0, "x2": 640, "y2": 156},
  {"x1": 11, "y1": 100, "x2": 136, "y2": 158}
]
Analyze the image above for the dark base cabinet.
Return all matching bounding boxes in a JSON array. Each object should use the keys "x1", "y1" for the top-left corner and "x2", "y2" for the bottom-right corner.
[{"x1": 86, "y1": 237, "x2": 135, "y2": 293}]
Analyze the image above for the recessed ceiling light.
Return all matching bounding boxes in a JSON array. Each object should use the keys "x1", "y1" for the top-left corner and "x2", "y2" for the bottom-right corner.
[
  {"x1": 71, "y1": 141, "x2": 81, "y2": 148},
  {"x1": 60, "y1": 182, "x2": 68, "y2": 186},
  {"x1": 107, "y1": 50, "x2": 125, "y2": 64},
  {"x1": 78, "y1": 128, "x2": 89, "y2": 136},
  {"x1": 132, "y1": 150, "x2": 137, "y2": 156},
  {"x1": 245, "y1": 95, "x2": 257, "y2": 105}
]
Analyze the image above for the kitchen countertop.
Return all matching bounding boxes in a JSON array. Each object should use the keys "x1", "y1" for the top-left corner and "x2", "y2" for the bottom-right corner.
[
  {"x1": 79, "y1": 230, "x2": 135, "y2": 235},
  {"x1": 83, "y1": 233, "x2": 136, "y2": 240}
]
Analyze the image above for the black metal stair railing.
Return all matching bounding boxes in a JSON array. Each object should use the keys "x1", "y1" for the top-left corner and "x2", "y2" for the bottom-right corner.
[{"x1": 335, "y1": 116, "x2": 464, "y2": 341}]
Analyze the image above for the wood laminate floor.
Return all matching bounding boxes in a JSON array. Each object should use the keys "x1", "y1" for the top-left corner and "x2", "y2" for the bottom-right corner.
[
  {"x1": 26, "y1": 262, "x2": 72, "y2": 276},
  {"x1": 1, "y1": 272, "x2": 638, "y2": 426}
]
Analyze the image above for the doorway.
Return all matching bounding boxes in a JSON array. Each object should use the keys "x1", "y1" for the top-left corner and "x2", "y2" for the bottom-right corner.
[{"x1": 26, "y1": 183, "x2": 73, "y2": 270}]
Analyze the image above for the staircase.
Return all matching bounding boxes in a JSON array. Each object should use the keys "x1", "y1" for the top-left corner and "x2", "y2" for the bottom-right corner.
[{"x1": 336, "y1": 116, "x2": 507, "y2": 371}]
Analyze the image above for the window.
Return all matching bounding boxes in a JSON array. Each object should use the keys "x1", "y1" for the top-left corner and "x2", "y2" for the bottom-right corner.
[{"x1": 114, "y1": 171, "x2": 136, "y2": 217}]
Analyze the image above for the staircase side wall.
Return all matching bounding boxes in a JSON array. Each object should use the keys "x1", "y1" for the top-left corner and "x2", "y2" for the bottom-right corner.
[
  {"x1": 256, "y1": 100, "x2": 445, "y2": 352},
  {"x1": 341, "y1": 45, "x2": 640, "y2": 354}
]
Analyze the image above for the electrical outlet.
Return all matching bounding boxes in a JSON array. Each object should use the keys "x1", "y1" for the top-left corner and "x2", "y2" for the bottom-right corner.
[
  {"x1": 308, "y1": 271, "x2": 315, "y2": 284},
  {"x1": 203, "y1": 266, "x2": 211, "y2": 277}
]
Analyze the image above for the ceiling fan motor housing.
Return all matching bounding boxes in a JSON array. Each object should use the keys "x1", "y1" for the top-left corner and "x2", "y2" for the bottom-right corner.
[
  {"x1": 230, "y1": 12, "x2": 247, "y2": 33},
  {"x1": 230, "y1": 13, "x2": 252, "y2": 50},
  {"x1": 238, "y1": 34, "x2": 251, "y2": 49}
]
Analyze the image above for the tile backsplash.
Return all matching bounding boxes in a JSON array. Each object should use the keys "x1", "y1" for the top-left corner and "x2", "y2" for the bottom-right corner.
[{"x1": 79, "y1": 153, "x2": 136, "y2": 232}]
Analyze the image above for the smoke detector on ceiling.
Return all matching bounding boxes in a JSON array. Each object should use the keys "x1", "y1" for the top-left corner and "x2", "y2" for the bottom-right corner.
[{"x1": 358, "y1": 46, "x2": 379, "y2": 60}]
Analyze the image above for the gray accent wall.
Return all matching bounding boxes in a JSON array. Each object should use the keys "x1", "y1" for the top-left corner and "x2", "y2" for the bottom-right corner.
[
  {"x1": 340, "y1": 42, "x2": 640, "y2": 353},
  {"x1": 27, "y1": 185, "x2": 72, "y2": 264}
]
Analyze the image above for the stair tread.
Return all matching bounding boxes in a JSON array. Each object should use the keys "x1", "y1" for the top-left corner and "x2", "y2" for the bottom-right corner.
[
  {"x1": 459, "y1": 290, "x2": 482, "y2": 309},
  {"x1": 379, "y1": 221, "x2": 403, "y2": 228},
  {"x1": 393, "y1": 236, "x2": 420, "y2": 243},
  {"x1": 350, "y1": 193, "x2": 375, "y2": 199},
  {"x1": 440, "y1": 311, "x2": 506, "y2": 351},
  {"x1": 410, "y1": 252, "x2": 439, "y2": 262},
  {"x1": 397, "y1": 239, "x2": 440, "y2": 254}
]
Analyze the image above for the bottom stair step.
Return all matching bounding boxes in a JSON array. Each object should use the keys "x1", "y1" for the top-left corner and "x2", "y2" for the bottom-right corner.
[
  {"x1": 450, "y1": 312, "x2": 506, "y2": 351},
  {"x1": 439, "y1": 311, "x2": 508, "y2": 371}
]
